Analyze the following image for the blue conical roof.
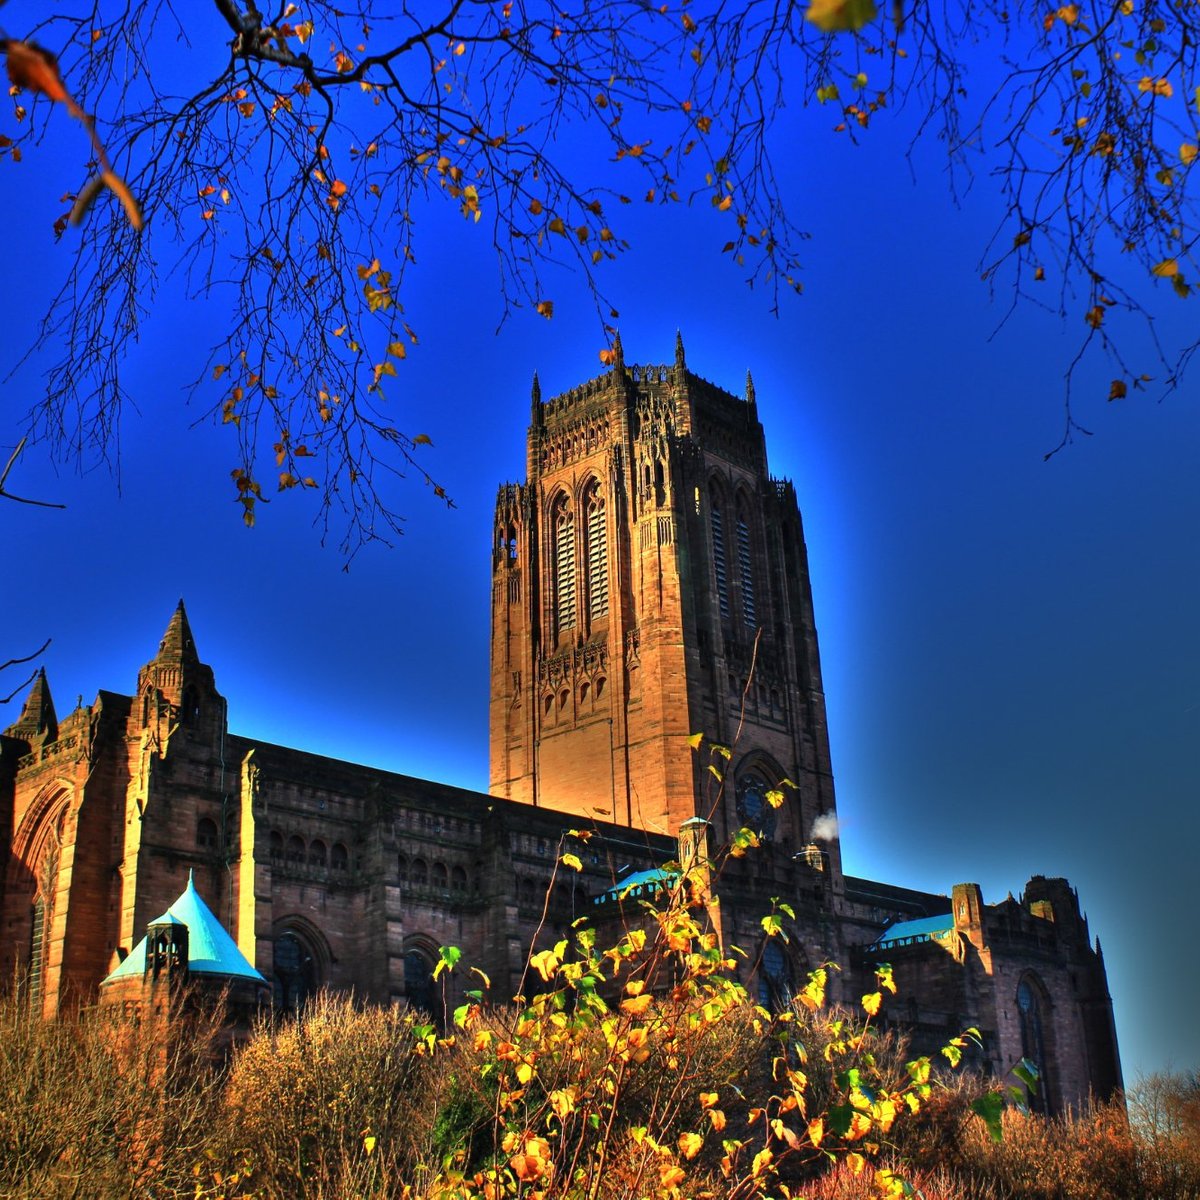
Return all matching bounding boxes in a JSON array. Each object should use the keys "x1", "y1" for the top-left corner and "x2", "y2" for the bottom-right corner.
[{"x1": 102, "y1": 872, "x2": 265, "y2": 985}]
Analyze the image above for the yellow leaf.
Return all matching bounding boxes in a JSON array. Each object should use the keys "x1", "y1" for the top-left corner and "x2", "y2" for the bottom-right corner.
[
  {"x1": 660, "y1": 1165, "x2": 686, "y2": 1189},
  {"x1": 387, "y1": 341, "x2": 408, "y2": 358},
  {"x1": 805, "y1": 0, "x2": 878, "y2": 32},
  {"x1": 363, "y1": 1135, "x2": 376, "y2": 1154},
  {"x1": 846, "y1": 1111, "x2": 873, "y2": 1141},
  {"x1": 621, "y1": 993, "x2": 652, "y2": 1016},
  {"x1": 548, "y1": 216, "x2": 566, "y2": 235},
  {"x1": 678, "y1": 1132, "x2": 704, "y2": 1159},
  {"x1": 1152, "y1": 258, "x2": 1180, "y2": 277},
  {"x1": 862, "y1": 991, "x2": 882, "y2": 1016},
  {"x1": 717, "y1": 194, "x2": 733, "y2": 211},
  {"x1": 530, "y1": 949, "x2": 560, "y2": 982},
  {"x1": 413, "y1": 433, "x2": 433, "y2": 445},
  {"x1": 808, "y1": 1117, "x2": 824, "y2": 1147},
  {"x1": 687, "y1": 732, "x2": 704, "y2": 749},
  {"x1": 561, "y1": 852, "x2": 583, "y2": 871},
  {"x1": 453, "y1": 41, "x2": 465, "y2": 55},
  {"x1": 1182, "y1": 143, "x2": 1199, "y2": 164}
]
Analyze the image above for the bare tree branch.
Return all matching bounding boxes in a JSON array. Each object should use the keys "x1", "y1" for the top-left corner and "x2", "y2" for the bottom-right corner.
[
  {"x1": 0, "y1": 438, "x2": 65, "y2": 508},
  {"x1": 1, "y1": 0, "x2": 1197, "y2": 554}
]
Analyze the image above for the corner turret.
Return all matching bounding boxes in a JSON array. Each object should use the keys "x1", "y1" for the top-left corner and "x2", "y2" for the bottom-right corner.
[
  {"x1": 531, "y1": 371, "x2": 543, "y2": 426},
  {"x1": 135, "y1": 600, "x2": 222, "y2": 738},
  {"x1": 4, "y1": 667, "x2": 58, "y2": 746}
]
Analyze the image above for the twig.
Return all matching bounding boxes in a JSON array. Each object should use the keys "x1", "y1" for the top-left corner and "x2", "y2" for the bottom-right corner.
[{"x1": 0, "y1": 438, "x2": 66, "y2": 508}]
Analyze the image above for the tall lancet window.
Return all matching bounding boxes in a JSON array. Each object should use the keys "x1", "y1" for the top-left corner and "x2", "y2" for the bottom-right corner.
[
  {"x1": 1017, "y1": 977, "x2": 1051, "y2": 1113},
  {"x1": 737, "y1": 503, "x2": 757, "y2": 628},
  {"x1": 552, "y1": 493, "x2": 576, "y2": 636},
  {"x1": 711, "y1": 490, "x2": 730, "y2": 619},
  {"x1": 585, "y1": 480, "x2": 608, "y2": 620}
]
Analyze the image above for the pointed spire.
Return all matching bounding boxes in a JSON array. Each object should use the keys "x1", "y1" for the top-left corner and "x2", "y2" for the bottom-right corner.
[
  {"x1": 612, "y1": 329, "x2": 625, "y2": 373},
  {"x1": 155, "y1": 599, "x2": 200, "y2": 666},
  {"x1": 531, "y1": 371, "x2": 543, "y2": 425},
  {"x1": 4, "y1": 667, "x2": 58, "y2": 743},
  {"x1": 745, "y1": 370, "x2": 757, "y2": 408},
  {"x1": 674, "y1": 329, "x2": 686, "y2": 371}
]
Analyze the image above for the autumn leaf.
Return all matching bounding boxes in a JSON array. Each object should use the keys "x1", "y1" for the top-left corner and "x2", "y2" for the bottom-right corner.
[
  {"x1": 1151, "y1": 259, "x2": 1179, "y2": 277},
  {"x1": 536, "y1": 300, "x2": 554, "y2": 319},
  {"x1": 805, "y1": 0, "x2": 878, "y2": 32},
  {"x1": 561, "y1": 852, "x2": 583, "y2": 871},
  {"x1": 678, "y1": 1131, "x2": 704, "y2": 1159},
  {"x1": 3, "y1": 40, "x2": 70, "y2": 102},
  {"x1": 862, "y1": 991, "x2": 883, "y2": 1016},
  {"x1": 1109, "y1": 379, "x2": 1128, "y2": 401}
]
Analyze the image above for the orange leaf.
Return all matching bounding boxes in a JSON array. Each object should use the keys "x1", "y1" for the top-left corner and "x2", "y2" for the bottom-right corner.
[{"x1": 4, "y1": 41, "x2": 70, "y2": 103}]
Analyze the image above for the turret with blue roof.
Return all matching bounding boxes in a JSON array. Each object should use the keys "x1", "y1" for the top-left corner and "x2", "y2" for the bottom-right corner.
[{"x1": 102, "y1": 873, "x2": 264, "y2": 993}]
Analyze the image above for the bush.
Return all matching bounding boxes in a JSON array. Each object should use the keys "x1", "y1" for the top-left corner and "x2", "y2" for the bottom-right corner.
[{"x1": 213, "y1": 993, "x2": 434, "y2": 1197}]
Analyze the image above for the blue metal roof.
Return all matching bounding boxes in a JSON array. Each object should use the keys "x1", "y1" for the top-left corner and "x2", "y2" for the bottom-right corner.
[
  {"x1": 870, "y1": 913, "x2": 954, "y2": 950},
  {"x1": 595, "y1": 867, "x2": 677, "y2": 904},
  {"x1": 102, "y1": 872, "x2": 266, "y2": 985}
]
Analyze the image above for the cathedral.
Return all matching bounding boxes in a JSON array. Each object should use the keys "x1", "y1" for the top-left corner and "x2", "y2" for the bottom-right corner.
[{"x1": 0, "y1": 337, "x2": 1121, "y2": 1113}]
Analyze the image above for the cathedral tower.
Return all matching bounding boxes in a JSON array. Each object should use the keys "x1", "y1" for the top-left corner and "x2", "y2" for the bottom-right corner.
[{"x1": 490, "y1": 339, "x2": 841, "y2": 875}]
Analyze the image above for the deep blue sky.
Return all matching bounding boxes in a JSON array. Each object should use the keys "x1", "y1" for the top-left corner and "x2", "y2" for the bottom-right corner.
[{"x1": 2, "y1": 16, "x2": 1197, "y2": 1086}]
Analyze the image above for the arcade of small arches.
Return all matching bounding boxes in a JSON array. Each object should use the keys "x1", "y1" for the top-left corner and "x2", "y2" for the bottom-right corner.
[
  {"x1": 396, "y1": 855, "x2": 477, "y2": 898},
  {"x1": 261, "y1": 829, "x2": 350, "y2": 874}
]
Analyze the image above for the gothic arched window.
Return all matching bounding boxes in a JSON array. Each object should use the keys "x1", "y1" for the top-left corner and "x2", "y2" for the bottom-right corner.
[
  {"x1": 758, "y1": 940, "x2": 793, "y2": 1010},
  {"x1": 583, "y1": 479, "x2": 608, "y2": 621},
  {"x1": 736, "y1": 498, "x2": 757, "y2": 629},
  {"x1": 196, "y1": 817, "x2": 218, "y2": 851},
  {"x1": 551, "y1": 492, "x2": 576, "y2": 637},
  {"x1": 308, "y1": 839, "x2": 327, "y2": 867},
  {"x1": 710, "y1": 487, "x2": 730, "y2": 620},
  {"x1": 1017, "y1": 976, "x2": 1051, "y2": 1113},
  {"x1": 274, "y1": 930, "x2": 320, "y2": 1013},
  {"x1": 331, "y1": 843, "x2": 349, "y2": 873},
  {"x1": 404, "y1": 943, "x2": 442, "y2": 1018}
]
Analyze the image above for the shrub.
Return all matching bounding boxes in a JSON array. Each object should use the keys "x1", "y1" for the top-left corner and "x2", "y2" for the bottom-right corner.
[{"x1": 214, "y1": 992, "x2": 434, "y2": 1197}]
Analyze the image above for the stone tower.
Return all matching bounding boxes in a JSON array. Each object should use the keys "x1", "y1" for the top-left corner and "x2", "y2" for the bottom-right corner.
[{"x1": 490, "y1": 337, "x2": 841, "y2": 877}]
